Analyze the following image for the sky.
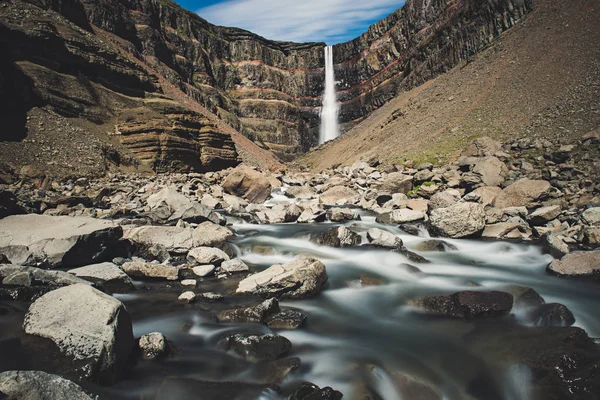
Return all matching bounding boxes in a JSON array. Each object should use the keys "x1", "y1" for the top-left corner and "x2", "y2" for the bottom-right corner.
[{"x1": 174, "y1": 0, "x2": 405, "y2": 45}]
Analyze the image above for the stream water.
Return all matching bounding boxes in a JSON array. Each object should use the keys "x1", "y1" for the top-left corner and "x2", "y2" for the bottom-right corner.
[{"x1": 1, "y1": 189, "x2": 599, "y2": 400}]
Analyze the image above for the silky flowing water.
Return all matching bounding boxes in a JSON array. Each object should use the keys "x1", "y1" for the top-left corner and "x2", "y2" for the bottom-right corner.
[{"x1": 1, "y1": 188, "x2": 599, "y2": 399}]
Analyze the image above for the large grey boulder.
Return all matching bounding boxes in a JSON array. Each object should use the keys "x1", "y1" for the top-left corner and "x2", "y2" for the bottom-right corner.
[
  {"x1": 375, "y1": 172, "x2": 413, "y2": 194},
  {"x1": 472, "y1": 156, "x2": 507, "y2": 187},
  {"x1": 376, "y1": 209, "x2": 425, "y2": 224},
  {"x1": 494, "y1": 179, "x2": 552, "y2": 208},
  {"x1": 68, "y1": 262, "x2": 134, "y2": 292},
  {"x1": 123, "y1": 222, "x2": 233, "y2": 254},
  {"x1": 429, "y1": 202, "x2": 486, "y2": 238},
  {"x1": 581, "y1": 207, "x2": 600, "y2": 226},
  {"x1": 319, "y1": 186, "x2": 359, "y2": 205},
  {"x1": 23, "y1": 284, "x2": 134, "y2": 383},
  {"x1": 236, "y1": 256, "x2": 328, "y2": 299},
  {"x1": 0, "y1": 370, "x2": 93, "y2": 400},
  {"x1": 0, "y1": 215, "x2": 122, "y2": 267},
  {"x1": 222, "y1": 165, "x2": 272, "y2": 203},
  {"x1": 366, "y1": 228, "x2": 403, "y2": 249},
  {"x1": 429, "y1": 189, "x2": 461, "y2": 210},
  {"x1": 547, "y1": 250, "x2": 600, "y2": 278}
]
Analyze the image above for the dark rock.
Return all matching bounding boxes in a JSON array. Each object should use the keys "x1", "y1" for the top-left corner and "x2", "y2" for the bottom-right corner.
[
  {"x1": 289, "y1": 382, "x2": 343, "y2": 400},
  {"x1": 410, "y1": 291, "x2": 513, "y2": 319},
  {"x1": 529, "y1": 303, "x2": 576, "y2": 327},
  {"x1": 217, "y1": 298, "x2": 280, "y2": 324},
  {"x1": 265, "y1": 309, "x2": 306, "y2": 330},
  {"x1": 0, "y1": 190, "x2": 24, "y2": 219},
  {"x1": 218, "y1": 334, "x2": 291, "y2": 362},
  {"x1": 399, "y1": 224, "x2": 421, "y2": 236},
  {"x1": 258, "y1": 357, "x2": 301, "y2": 384},
  {"x1": 413, "y1": 240, "x2": 458, "y2": 252},
  {"x1": 313, "y1": 226, "x2": 361, "y2": 248}
]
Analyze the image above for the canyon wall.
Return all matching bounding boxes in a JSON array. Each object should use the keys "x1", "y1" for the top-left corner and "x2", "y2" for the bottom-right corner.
[{"x1": 0, "y1": 0, "x2": 531, "y2": 172}]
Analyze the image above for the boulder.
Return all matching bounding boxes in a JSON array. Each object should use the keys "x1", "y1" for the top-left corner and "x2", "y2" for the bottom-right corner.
[
  {"x1": 1, "y1": 264, "x2": 91, "y2": 289},
  {"x1": 376, "y1": 209, "x2": 425, "y2": 224},
  {"x1": 366, "y1": 228, "x2": 403, "y2": 249},
  {"x1": 222, "y1": 165, "x2": 272, "y2": 203},
  {"x1": 319, "y1": 185, "x2": 359, "y2": 205},
  {"x1": 413, "y1": 240, "x2": 458, "y2": 252},
  {"x1": 68, "y1": 262, "x2": 134, "y2": 293},
  {"x1": 191, "y1": 264, "x2": 216, "y2": 277},
  {"x1": 472, "y1": 156, "x2": 507, "y2": 186},
  {"x1": 218, "y1": 298, "x2": 306, "y2": 329},
  {"x1": 527, "y1": 205, "x2": 561, "y2": 226},
  {"x1": 236, "y1": 256, "x2": 328, "y2": 299},
  {"x1": 122, "y1": 261, "x2": 179, "y2": 280},
  {"x1": 138, "y1": 332, "x2": 176, "y2": 360},
  {"x1": 470, "y1": 186, "x2": 503, "y2": 207},
  {"x1": 429, "y1": 189, "x2": 461, "y2": 210},
  {"x1": 314, "y1": 226, "x2": 361, "y2": 248},
  {"x1": 547, "y1": 250, "x2": 600, "y2": 278},
  {"x1": 328, "y1": 207, "x2": 361, "y2": 222},
  {"x1": 23, "y1": 284, "x2": 134, "y2": 383},
  {"x1": 220, "y1": 258, "x2": 250, "y2": 274},
  {"x1": 123, "y1": 222, "x2": 233, "y2": 254},
  {"x1": 528, "y1": 303, "x2": 575, "y2": 327},
  {"x1": 482, "y1": 222, "x2": 532, "y2": 240},
  {"x1": 218, "y1": 334, "x2": 291, "y2": 362},
  {"x1": 460, "y1": 137, "x2": 502, "y2": 157},
  {"x1": 286, "y1": 185, "x2": 316, "y2": 199},
  {"x1": 178, "y1": 291, "x2": 196, "y2": 303},
  {"x1": 410, "y1": 290, "x2": 513, "y2": 319},
  {"x1": 289, "y1": 382, "x2": 343, "y2": 400},
  {"x1": 581, "y1": 207, "x2": 600, "y2": 226},
  {"x1": 188, "y1": 247, "x2": 230, "y2": 265},
  {"x1": 0, "y1": 215, "x2": 122, "y2": 267},
  {"x1": 375, "y1": 172, "x2": 413, "y2": 194},
  {"x1": 0, "y1": 371, "x2": 93, "y2": 400},
  {"x1": 429, "y1": 202, "x2": 486, "y2": 238},
  {"x1": 494, "y1": 179, "x2": 552, "y2": 208}
]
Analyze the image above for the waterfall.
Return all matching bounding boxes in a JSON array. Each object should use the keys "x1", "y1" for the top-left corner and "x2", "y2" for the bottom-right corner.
[{"x1": 319, "y1": 45, "x2": 339, "y2": 144}]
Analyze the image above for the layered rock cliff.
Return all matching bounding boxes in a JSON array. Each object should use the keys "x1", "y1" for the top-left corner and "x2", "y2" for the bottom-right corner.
[{"x1": 0, "y1": 0, "x2": 531, "y2": 174}]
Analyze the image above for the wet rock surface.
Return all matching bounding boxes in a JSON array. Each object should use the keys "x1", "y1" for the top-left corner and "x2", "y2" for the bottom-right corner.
[
  {"x1": 0, "y1": 370, "x2": 93, "y2": 400},
  {"x1": 410, "y1": 291, "x2": 514, "y2": 319}
]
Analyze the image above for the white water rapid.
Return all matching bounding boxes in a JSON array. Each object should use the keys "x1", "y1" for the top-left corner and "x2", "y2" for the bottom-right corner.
[{"x1": 319, "y1": 45, "x2": 339, "y2": 144}]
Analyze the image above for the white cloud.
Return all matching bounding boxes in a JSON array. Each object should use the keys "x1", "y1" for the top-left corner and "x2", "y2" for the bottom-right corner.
[{"x1": 197, "y1": 0, "x2": 405, "y2": 44}]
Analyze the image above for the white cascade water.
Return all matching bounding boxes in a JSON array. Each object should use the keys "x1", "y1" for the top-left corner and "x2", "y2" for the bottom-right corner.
[{"x1": 319, "y1": 45, "x2": 339, "y2": 144}]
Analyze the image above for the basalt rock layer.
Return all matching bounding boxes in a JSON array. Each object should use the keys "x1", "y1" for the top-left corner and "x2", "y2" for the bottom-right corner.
[{"x1": 0, "y1": 0, "x2": 530, "y2": 172}]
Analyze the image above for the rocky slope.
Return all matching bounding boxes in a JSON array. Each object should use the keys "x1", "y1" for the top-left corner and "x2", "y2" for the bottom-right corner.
[
  {"x1": 299, "y1": 0, "x2": 600, "y2": 170},
  {"x1": 1, "y1": 0, "x2": 532, "y2": 176}
]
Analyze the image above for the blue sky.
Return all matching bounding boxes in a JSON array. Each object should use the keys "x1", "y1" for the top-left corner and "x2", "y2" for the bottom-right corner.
[{"x1": 174, "y1": 0, "x2": 405, "y2": 45}]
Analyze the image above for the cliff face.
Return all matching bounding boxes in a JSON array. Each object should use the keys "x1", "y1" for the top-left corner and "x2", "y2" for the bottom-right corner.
[{"x1": 0, "y1": 0, "x2": 531, "y2": 173}]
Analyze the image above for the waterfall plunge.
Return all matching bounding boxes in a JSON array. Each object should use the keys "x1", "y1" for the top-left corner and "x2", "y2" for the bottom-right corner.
[{"x1": 319, "y1": 45, "x2": 339, "y2": 144}]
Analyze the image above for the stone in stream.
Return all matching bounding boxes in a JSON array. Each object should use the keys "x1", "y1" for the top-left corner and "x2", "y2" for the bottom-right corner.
[
  {"x1": 376, "y1": 209, "x2": 425, "y2": 224},
  {"x1": 528, "y1": 303, "x2": 576, "y2": 327},
  {"x1": 0, "y1": 214, "x2": 123, "y2": 267},
  {"x1": 221, "y1": 165, "x2": 273, "y2": 203},
  {"x1": 122, "y1": 260, "x2": 179, "y2": 280},
  {"x1": 547, "y1": 250, "x2": 600, "y2": 278},
  {"x1": 191, "y1": 264, "x2": 216, "y2": 277},
  {"x1": 178, "y1": 291, "x2": 196, "y2": 303},
  {"x1": 258, "y1": 357, "x2": 301, "y2": 384},
  {"x1": 188, "y1": 247, "x2": 230, "y2": 265},
  {"x1": 366, "y1": 228, "x2": 403, "y2": 249},
  {"x1": 289, "y1": 382, "x2": 343, "y2": 400},
  {"x1": 220, "y1": 258, "x2": 250, "y2": 274},
  {"x1": 236, "y1": 256, "x2": 328, "y2": 299},
  {"x1": 68, "y1": 262, "x2": 134, "y2": 293},
  {"x1": 218, "y1": 298, "x2": 306, "y2": 329},
  {"x1": 313, "y1": 226, "x2": 361, "y2": 248},
  {"x1": 23, "y1": 284, "x2": 134, "y2": 383},
  {"x1": 0, "y1": 370, "x2": 93, "y2": 400},
  {"x1": 429, "y1": 202, "x2": 486, "y2": 238},
  {"x1": 138, "y1": 332, "x2": 177, "y2": 360},
  {"x1": 198, "y1": 292, "x2": 224, "y2": 301},
  {"x1": 409, "y1": 291, "x2": 513, "y2": 319},
  {"x1": 123, "y1": 222, "x2": 233, "y2": 254},
  {"x1": 413, "y1": 240, "x2": 458, "y2": 252},
  {"x1": 218, "y1": 334, "x2": 291, "y2": 362}
]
